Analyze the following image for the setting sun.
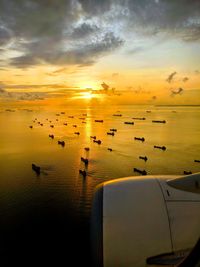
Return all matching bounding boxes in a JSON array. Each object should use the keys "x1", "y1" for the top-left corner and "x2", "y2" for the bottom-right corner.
[{"x1": 81, "y1": 92, "x2": 94, "y2": 100}]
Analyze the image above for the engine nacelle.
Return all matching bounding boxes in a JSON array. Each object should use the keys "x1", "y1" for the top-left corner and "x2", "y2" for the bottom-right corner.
[{"x1": 91, "y1": 173, "x2": 200, "y2": 267}]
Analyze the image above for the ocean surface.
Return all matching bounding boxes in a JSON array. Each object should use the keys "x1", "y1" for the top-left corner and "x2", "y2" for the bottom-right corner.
[{"x1": 0, "y1": 105, "x2": 200, "y2": 266}]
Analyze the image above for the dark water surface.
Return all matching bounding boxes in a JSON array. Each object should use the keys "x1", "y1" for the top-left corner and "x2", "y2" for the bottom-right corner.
[{"x1": 0, "y1": 105, "x2": 200, "y2": 266}]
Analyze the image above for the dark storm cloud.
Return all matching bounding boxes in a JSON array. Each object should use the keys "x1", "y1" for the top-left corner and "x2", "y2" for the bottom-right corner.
[
  {"x1": 0, "y1": 0, "x2": 200, "y2": 68},
  {"x1": 166, "y1": 72, "x2": 177, "y2": 83},
  {"x1": 10, "y1": 55, "x2": 40, "y2": 68},
  {"x1": 0, "y1": 0, "x2": 75, "y2": 40},
  {"x1": 79, "y1": 0, "x2": 200, "y2": 40},
  {"x1": 0, "y1": 26, "x2": 11, "y2": 46},
  {"x1": 78, "y1": 0, "x2": 112, "y2": 15},
  {"x1": 10, "y1": 32, "x2": 123, "y2": 67},
  {"x1": 71, "y1": 23, "x2": 99, "y2": 39},
  {"x1": 126, "y1": 0, "x2": 200, "y2": 39}
]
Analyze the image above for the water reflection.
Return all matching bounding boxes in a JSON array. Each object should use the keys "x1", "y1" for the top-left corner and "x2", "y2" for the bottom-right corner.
[{"x1": 0, "y1": 105, "x2": 200, "y2": 266}]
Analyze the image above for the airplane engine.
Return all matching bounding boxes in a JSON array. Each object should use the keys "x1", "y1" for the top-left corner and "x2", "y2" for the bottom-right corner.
[{"x1": 91, "y1": 173, "x2": 200, "y2": 267}]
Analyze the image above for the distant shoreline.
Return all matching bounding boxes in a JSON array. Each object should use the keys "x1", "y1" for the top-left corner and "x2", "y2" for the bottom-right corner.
[{"x1": 155, "y1": 105, "x2": 200, "y2": 107}]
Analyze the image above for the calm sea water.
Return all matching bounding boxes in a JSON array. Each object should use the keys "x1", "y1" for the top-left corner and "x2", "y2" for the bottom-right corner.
[{"x1": 0, "y1": 104, "x2": 200, "y2": 266}]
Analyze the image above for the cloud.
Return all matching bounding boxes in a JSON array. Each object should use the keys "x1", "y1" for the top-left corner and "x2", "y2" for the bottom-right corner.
[
  {"x1": 182, "y1": 77, "x2": 189, "y2": 82},
  {"x1": 195, "y1": 70, "x2": 200, "y2": 75},
  {"x1": 166, "y1": 71, "x2": 177, "y2": 83},
  {"x1": 126, "y1": 0, "x2": 200, "y2": 41},
  {"x1": 53, "y1": 68, "x2": 68, "y2": 74},
  {"x1": 0, "y1": 87, "x2": 46, "y2": 101},
  {"x1": 0, "y1": 0, "x2": 75, "y2": 40},
  {"x1": 78, "y1": 0, "x2": 112, "y2": 15},
  {"x1": 127, "y1": 46, "x2": 146, "y2": 54},
  {"x1": 112, "y1": 73, "x2": 119, "y2": 78},
  {"x1": 71, "y1": 23, "x2": 99, "y2": 39},
  {"x1": 0, "y1": 26, "x2": 11, "y2": 46},
  {"x1": 0, "y1": 0, "x2": 200, "y2": 69},
  {"x1": 9, "y1": 32, "x2": 123, "y2": 67},
  {"x1": 171, "y1": 87, "x2": 184, "y2": 96},
  {"x1": 0, "y1": 87, "x2": 6, "y2": 93},
  {"x1": 0, "y1": 82, "x2": 78, "y2": 91},
  {"x1": 101, "y1": 82, "x2": 109, "y2": 91}
]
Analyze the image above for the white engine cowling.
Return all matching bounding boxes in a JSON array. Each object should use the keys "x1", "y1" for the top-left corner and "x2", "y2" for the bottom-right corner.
[{"x1": 91, "y1": 173, "x2": 200, "y2": 267}]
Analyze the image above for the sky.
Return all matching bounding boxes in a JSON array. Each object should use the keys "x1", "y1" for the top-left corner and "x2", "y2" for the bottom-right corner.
[{"x1": 0, "y1": 0, "x2": 200, "y2": 106}]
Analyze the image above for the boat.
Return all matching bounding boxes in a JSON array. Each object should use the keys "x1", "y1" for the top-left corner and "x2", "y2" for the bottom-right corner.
[
  {"x1": 58, "y1": 140, "x2": 65, "y2": 146},
  {"x1": 107, "y1": 132, "x2": 114, "y2": 136},
  {"x1": 124, "y1": 122, "x2": 134, "y2": 125},
  {"x1": 93, "y1": 140, "x2": 101, "y2": 145},
  {"x1": 32, "y1": 164, "x2": 40, "y2": 175},
  {"x1": 139, "y1": 156, "x2": 148, "y2": 161},
  {"x1": 81, "y1": 157, "x2": 89, "y2": 165},
  {"x1": 152, "y1": 120, "x2": 166, "y2": 123},
  {"x1": 79, "y1": 170, "x2": 86, "y2": 177},
  {"x1": 134, "y1": 137, "x2": 145, "y2": 142},
  {"x1": 154, "y1": 145, "x2": 166, "y2": 151}
]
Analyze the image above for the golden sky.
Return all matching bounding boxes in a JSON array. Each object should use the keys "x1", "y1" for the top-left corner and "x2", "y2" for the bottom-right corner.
[{"x1": 0, "y1": 0, "x2": 200, "y2": 106}]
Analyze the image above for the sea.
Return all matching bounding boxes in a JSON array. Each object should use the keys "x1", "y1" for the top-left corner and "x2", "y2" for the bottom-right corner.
[{"x1": 0, "y1": 104, "x2": 200, "y2": 266}]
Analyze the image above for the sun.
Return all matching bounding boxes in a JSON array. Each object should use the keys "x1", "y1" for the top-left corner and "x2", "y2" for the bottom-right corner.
[{"x1": 81, "y1": 91, "x2": 94, "y2": 100}]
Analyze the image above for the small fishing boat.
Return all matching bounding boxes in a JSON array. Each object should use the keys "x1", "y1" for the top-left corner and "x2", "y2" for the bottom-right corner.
[
  {"x1": 184, "y1": 171, "x2": 192, "y2": 175},
  {"x1": 79, "y1": 170, "x2": 86, "y2": 177},
  {"x1": 154, "y1": 145, "x2": 166, "y2": 151},
  {"x1": 124, "y1": 122, "x2": 134, "y2": 125},
  {"x1": 139, "y1": 156, "x2": 148, "y2": 162},
  {"x1": 152, "y1": 120, "x2": 166, "y2": 123},
  {"x1": 132, "y1": 117, "x2": 146, "y2": 120},
  {"x1": 58, "y1": 140, "x2": 65, "y2": 146},
  {"x1": 134, "y1": 137, "x2": 145, "y2": 142},
  {"x1": 93, "y1": 140, "x2": 101, "y2": 145},
  {"x1": 133, "y1": 168, "x2": 147, "y2": 175},
  {"x1": 107, "y1": 132, "x2": 114, "y2": 136},
  {"x1": 81, "y1": 157, "x2": 89, "y2": 165},
  {"x1": 32, "y1": 164, "x2": 40, "y2": 175}
]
